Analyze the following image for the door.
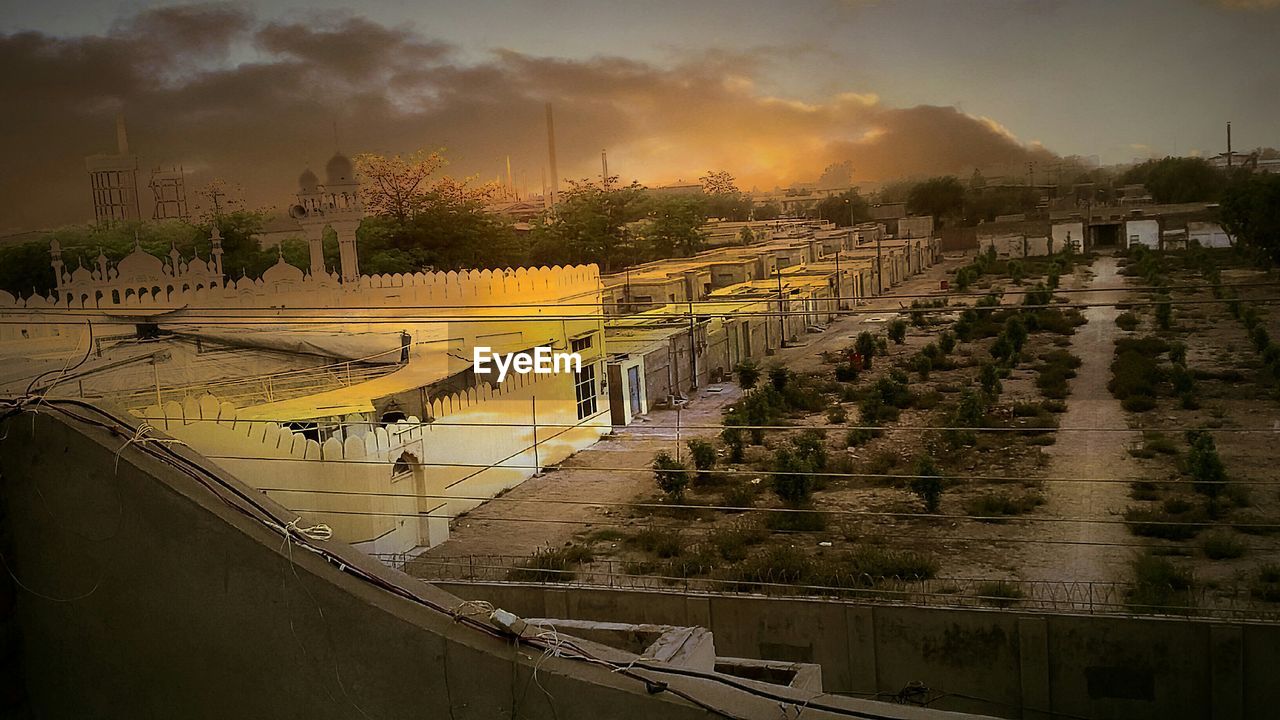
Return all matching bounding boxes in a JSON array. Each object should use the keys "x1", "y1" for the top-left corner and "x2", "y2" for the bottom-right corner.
[{"x1": 627, "y1": 365, "x2": 642, "y2": 416}]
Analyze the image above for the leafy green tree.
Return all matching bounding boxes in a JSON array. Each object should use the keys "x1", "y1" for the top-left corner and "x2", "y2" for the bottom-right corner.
[
  {"x1": 1220, "y1": 173, "x2": 1280, "y2": 263},
  {"x1": 529, "y1": 178, "x2": 649, "y2": 272},
  {"x1": 753, "y1": 203, "x2": 782, "y2": 221},
  {"x1": 642, "y1": 194, "x2": 707, "y2": 257},
  {"x1": 814, "y1": 189, "x2": 870, "y2": 227},
  {"x1": 1186, "y1": 430, "x2": 1226, "y2": 512},
  {"x1": 907, "y1": 176, "x2": 966, "y2": 225},
  {"x1": 1120, "y1": 157, "x2": 1226, "y2": 204},
  {"x1": 887, "y1": 319, "x2": 907, "y2": 344}
]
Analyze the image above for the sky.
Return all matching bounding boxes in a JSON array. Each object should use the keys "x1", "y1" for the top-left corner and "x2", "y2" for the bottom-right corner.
[{"x1": 2, "y1": 0, "x2": 1278, "y2": 230}]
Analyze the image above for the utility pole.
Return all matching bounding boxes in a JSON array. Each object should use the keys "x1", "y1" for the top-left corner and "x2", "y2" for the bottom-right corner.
[
  {"x1": 876, "y1": 231, "x2": 883, "y2": 296},
  {"x1": 688, "y1": 299, "x2": 698, "y2": 390},
  {"x1": 776, "y1": 266, "x2": 787, "y2": 348}
]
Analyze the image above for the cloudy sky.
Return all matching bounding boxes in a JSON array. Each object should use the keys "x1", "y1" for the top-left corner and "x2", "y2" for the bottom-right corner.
[{"x1": 2, "y1": 0, "x2": 1278, "y2": 230}]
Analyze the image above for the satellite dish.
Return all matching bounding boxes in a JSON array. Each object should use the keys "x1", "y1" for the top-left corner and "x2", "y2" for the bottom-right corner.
[{"x1": 288, "y1": 204, "x2": 308, "y2": 219}]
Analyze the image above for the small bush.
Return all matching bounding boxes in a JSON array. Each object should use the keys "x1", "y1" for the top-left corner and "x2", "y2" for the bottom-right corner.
[
  {"x1": 887, "y1": 319, "x2": 907, "y2": 344},
  {"x1": 909, "y1": 454, "x2": 943, "y2": 513},
  {"x1": 826, "y1": 406, "x2": 848, "y2": 424},
  {"x1": 720, "y1": 481, "x2": 756, "y2": 510},
  {"x1": 1252, "y1": 564, "x2": 1280, "y2": 602},
  {"x1": 652, "y1": 450, "x2": 691, "y2": 501},
  {"x1": 686, "y1": 439, "x2": 718, "y2": 485},
  {"x1": 1124, "y1": 502, "x2": 1207, "y2": 540},
  {"x1": 508, "y1": 543, "x2": 594, "y2": 582},
  {"x1": 1115, "y1": 312, "x2": 1139, "y2": 331},
  {"x1": 1201, "y1": 531, "x2": 1246, "y2": 560},
  {"x1": 975, "y1": 581, "x2": 1024, "y2": 607},
  {"x1": 1128, "y1": 552, "x2": 1195, "y2": 613},
  {"x1": 735, "y1": 359, "x2": 761, "y2": 389},
  {"x1": 965, "y1": 492, "x2": 1044, "y2": 519}
]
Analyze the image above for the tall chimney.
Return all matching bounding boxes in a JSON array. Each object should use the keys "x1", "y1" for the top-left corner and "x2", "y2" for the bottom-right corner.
[
  {"x1": 601, "y1": 149, "x2": 609, "y2": 188},
  {"x1": 1227, "y1": 122, "x2": 1233, "y2": 169},
  {"x1": 545, "y1": 103, "x2": 559, "y2": 206},
  {"x1": 116, "y1": 113, "x2": 130, "y2": 155}
]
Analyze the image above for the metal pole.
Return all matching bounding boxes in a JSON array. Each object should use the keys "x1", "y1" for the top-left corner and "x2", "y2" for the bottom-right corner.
[
  {"x1": 531, "y1": 396, "x2": 540, "y2": 475},
  {"x1": 687, "y1": 299, "x2": 698, "y2": 390},
  {"x1": 776, "y1": 266, "x2": 787, "y2": 347},
  {"x1": 876, "y1": 232, "x2": 883, "y2": 296}
]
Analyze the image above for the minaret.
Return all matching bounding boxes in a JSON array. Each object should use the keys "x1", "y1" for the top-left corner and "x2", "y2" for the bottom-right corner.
[
  {"x1": 545, "y1": 103, "x2": 559, "y2": 206},
  {"x1": 210, "y1": 226, "x2": 225, "y2": 286},
  {"x1": 49, "y1": 239, "x2": 64, "y2": 293}
]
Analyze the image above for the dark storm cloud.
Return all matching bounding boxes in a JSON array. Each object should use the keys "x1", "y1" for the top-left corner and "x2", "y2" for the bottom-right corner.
[{"x1": 0, "y1": 3, "x2": 1056, "y2": 231}]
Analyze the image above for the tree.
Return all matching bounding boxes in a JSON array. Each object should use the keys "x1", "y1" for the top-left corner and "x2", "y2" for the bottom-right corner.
[
  {"x1": 814, "y1": 189, "x2": 870, "y2": 227},
  {"x1": 754, "y1": 203, "x2": 782, "y2": 221},
  {"x1": 700, "y1": 170, "x2": 740, "y2": 196},
  {"x1": 738, "y1": 226, "x2": 755, "y2": 245},
  {"x1": 907, "y1": 176, "x2": 966, "y2": 225},
  {"x1": 1120, "y1": 157, "x2": 1226, "y2": 205},
  {"x1": 355, "y1": 149, "x2": 495, "y2": 223},
  {"x1": 1186, "y1": 430, "x2": 1226, "y2": 512},
  {"x1": 1220, "y1": 173, "x2": 1280, "y2": 263},
  {"x1": 529, "y1": 178, "x2": 649, "y2": 272},
  {"x1": 887, "y1": 319, "x2": 907, "y2": 344},
  {"x1": 642, "y1": 194, "x2": 707, "y2": 257}
]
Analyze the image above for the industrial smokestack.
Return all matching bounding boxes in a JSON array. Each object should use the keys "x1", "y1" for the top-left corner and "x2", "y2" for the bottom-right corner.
[
  {"x1": 545, "y1": 103, "x2": 559, "y2": 206},
  {"x1": 601, "y1": 149, "x2": 609, "y2": 188},
  {"x1": 116, "y1": 113, "x2": 130, "y2": 155},
  {"x1": 1227, "y1": 122, "x2": 1233, "y2": 169}
]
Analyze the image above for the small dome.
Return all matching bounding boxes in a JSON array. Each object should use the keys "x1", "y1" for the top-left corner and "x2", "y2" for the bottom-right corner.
[
  {"x1": 117, "y1": 246, "x2": 165, "y2": 280},
  {"x1": 325, "y1": 153, "x2": 354, "y2": 184},
  {"x1": 299, "y1": 168, "x2": 320, "y2": 193},
  {"x1": 186, "y1": 256, "x2": 210, "y2": 274},
  {"x1": 70, "y1": 265, "x2": 93, "y2": 284},
  {"x1": 262, "y1": 256, "x2": 304, "y2": 286}
]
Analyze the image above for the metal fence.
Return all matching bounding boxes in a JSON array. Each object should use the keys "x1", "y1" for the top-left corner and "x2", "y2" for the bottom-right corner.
[{"x1": 371, "y1": 553, "x2": 1280, "y2": 622}]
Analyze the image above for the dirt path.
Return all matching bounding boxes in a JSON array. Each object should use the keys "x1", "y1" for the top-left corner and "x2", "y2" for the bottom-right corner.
[
  {"x1": 1014, "y1": 254, "x2": 1141, "y2": 582},
  {"x1": 423, "y1": 256, "x2": 962, "y2": 559}
]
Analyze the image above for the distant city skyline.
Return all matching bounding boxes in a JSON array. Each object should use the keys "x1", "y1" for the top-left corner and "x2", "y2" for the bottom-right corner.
[{"x1": 2, "y1": 0, "x2": 1278, "y2": 230}]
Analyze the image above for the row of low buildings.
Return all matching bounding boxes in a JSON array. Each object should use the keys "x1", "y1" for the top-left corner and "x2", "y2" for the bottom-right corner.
[
  {"x1": 1, "y1": 189, "x2": 939, "y2": 559},
  {"x1": 598, "y1": 219, "x2": 939, "y2": 423},
  {"x1": 967, "y1": 202, "x2": 1234, "y2": 259}
]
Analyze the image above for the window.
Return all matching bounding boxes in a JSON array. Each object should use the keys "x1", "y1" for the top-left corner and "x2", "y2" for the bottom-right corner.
[{"x1": 573, "y1": 360, "x2": 597, "y2": 420}]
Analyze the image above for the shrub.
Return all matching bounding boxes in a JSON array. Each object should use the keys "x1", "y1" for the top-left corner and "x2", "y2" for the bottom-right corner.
[
  {"x1": 720, "y1": 481, "x2": 756, "y2": 510},
  {"x1": 1122, "y1": 395, "x2": 1157, "y2": 412},
  {"x1": 975, "y1": 581, "x2": 1025, "y2": 607},
  {"x1": 939, "y1": 330, "x2": 957, "y2": 354},
  {"x1": 843, "y1": 545, "x2": 938, "y2": 580},
  {"x1": 1201, "y1": 531, "x2": 1246, "y2": 560},
  {"x1": 1128, "y1": 552, "x2": 1195, "y2": 614},
  {"x1": 855, "y1": 332, "x2": 877, "y2": 370},
  {"x1": 652, "y1": 451, "x2": 690, "y2": 501},
  {"x1": 1186, "y1": 430, "x2": 1227, "y2": 509},
  {"x1": 845, "y1": 427, "x2": 880, "y2": 448},
  {"x1": 769, "y1": 365, "x2": 790, "y2": 391},
  {"x1": 708, "y1": 525, "x2": 767, "y2": 562},
  {"x1": 1252, "y1": 564, "x2": 1280, "y2": 602},
  {"x1": 826, "y1": 406, "x2": 848, "y2": 424},
  {"x1": 1251, "y1": 325, "x2": 1270, "y2": 352},
  {"x1": 909, "y1": 454, "x2": 943, "y2": 513},
  {"x1": 1124, "y1": 502, "x2": 1207, "y2": 540},
  {"x1": 1115, "y1": 312, "x2": 1139, "y2": 331},
  {"x1": 686, "y1": 439, "x2": 718, "y2": 484},
  {"x1": 735, "y1": 359, "x2": 761, "y2": 389},
  {"x1": 721, "y1": 425, "x2": 745, "y2": 462},
  {"x1": 508, "y1": 543, "x2": 594, "y2": 582},
  {"x1": 1154, "y1": 298, "x2": 1173, "y2": 329},
  {"x1": 887, "y1": 319, "x2": 907, "y2": 344},
  {"x1": 912, "y1": 354, "x2": 933, "y2": 380},
  {"x1": 772, "y1": 447, "x2": 815, "y2": 507},
  {"x1": 979, "y1": 363, "x2": 1002, "y2": 400},
  {"x1": 965, "y1": 492, "x2": 1044, "y2": 519}
]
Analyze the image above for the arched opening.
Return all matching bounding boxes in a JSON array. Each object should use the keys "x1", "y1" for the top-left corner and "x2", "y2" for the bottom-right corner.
[{"x1": 380, "y1": 410, "x2": 408, "y2": 424}]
